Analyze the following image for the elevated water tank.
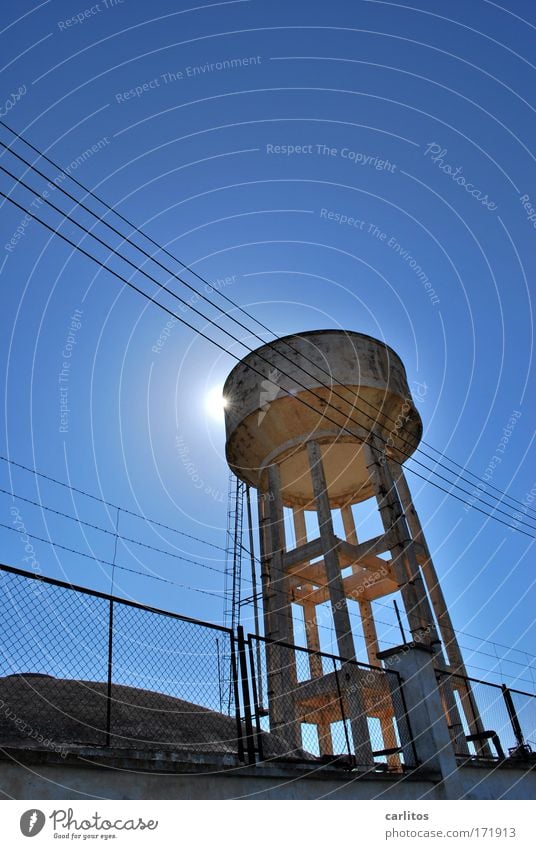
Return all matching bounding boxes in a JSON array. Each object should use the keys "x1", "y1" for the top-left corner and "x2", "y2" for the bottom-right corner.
[{"x1": 223, "y1": 330, "x2": 421, "y2": 507}]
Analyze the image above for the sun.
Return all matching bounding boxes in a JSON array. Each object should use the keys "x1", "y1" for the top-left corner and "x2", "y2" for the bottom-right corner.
[{"x1": 204, "y1": 386, "x2": 228, "y2": 422}]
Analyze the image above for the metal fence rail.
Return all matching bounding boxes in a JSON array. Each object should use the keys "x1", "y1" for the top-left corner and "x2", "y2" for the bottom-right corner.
[
  {"x1": 438, "y1": 671, "x2": 536, "y2": 760},
  {"x1": 0, "y1": 563, "x2": 243, "y2": 760},
  {"x1": 246, "y1": 633, "x2": 418, "y2": 770}
]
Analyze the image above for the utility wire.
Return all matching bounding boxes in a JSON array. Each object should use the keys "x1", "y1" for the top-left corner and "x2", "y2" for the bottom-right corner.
[
  {"x1": 254, "y1": 607, "x2": 536, "y2": 688},
  {"x1": 0, "y1": 521, "x2": 224, "y2": 598},
  {"x1": 0, "y1": 130, "x2": 530, "y2": 681},
  {"x1": 1, "y1": 184, "x2": 534, "y2": 538},
  {"x1": 0, "y1": 452, "x2": 262, "y2": 564},
  {"x1": 372, "y1": 595, "x2": 536, "y2": 658},
  {"x1": 2, "y1": 134, "x2": 535, "y2": 679},
  {"x1": 1, "y1": 485, "x2": 255, "y2": 582},
  {"x1": 0, "y1": 454, "x2": 228, "y2": 552},
  {"x1": 11, "y1": 457, "x2": 531, "y2": 678},
  {"x1": 241, "y1": 588, "x2": 536, "y2": 665},
  {"x1": 1, "y1": 148, "x2": 533, "y2": 529},
  {"x1": 1, "y1": 120, "x2": 533, "y2": 521}
]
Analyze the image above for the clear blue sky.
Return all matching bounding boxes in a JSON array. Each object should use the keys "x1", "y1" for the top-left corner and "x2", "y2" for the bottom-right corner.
[{"x1": 0, "y1": 0, "x2": 535, "y2": 688}]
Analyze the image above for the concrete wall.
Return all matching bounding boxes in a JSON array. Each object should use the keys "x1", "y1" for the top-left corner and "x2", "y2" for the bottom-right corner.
[
  {"x1": 461, "y1": 765, "x2": 536, "y2": 801},
  {"x1": 1, "y1": 754, "x2": 534, "y2": 800}
]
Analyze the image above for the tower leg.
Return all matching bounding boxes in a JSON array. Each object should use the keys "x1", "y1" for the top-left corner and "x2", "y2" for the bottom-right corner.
[
  {"x1": 341, "y1": 503, "x2": 400, "y2": 768},
  {"x1": 307, "y1": 440, "x2": 374, "y2": 766},
  {"x1": 294, "y1": 508, "x2": 335, "y2": 756},
  {"x1": 389, "y1": 460, "x2": 490, "y2": 757},
  {"x1": 259, "y1": 465, "x2": 301, "y2": 753},
  {"x1": 364, "y1": 441, "x2": 437, "y2": 643},
  {"x1": 317, "y1": 721, "x2": 334, "y2": 757}
]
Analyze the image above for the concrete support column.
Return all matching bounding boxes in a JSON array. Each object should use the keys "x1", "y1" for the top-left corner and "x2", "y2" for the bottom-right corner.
[
  {"x1": 259, "y1": 465, "x2": 301, "y2": 752},
  {"x1": 302, "y1": 601, "x2": 323, "y2": 679},
  {"x1": 292, "y1": 507, "x2": 324, "y2": 672},
  {"x1": 292, "y1": 507, "x2": 307, "y2": 547},
  {"x1": 388, "y1": 461, "x2": 462, "y2": 669},
  {"x1": 389, "y1": 461, "x2": 486, "y2": 756},
  {"x1": 364, "y1": 441, "x2": 437, "y2": 644},
  {"x1": 341, "y1": 504, "x2": 381, "y2": 664},
  {"x1": 266, "y1": 464, "x2": 294, "y2": 647},
  {"x1": 378, "y1": 644, "x2": 464, "y2": 799},
  {"x1": 342, "y1": 501, "x2": 400, "y2": 766},
  {"x1": 341, "y1": 504, "x2": 358, "y2": 546},
  {"x1": 293, "y1": 508, "x2": 334, "y2": 756},
  {"x1": 257, "y1": 491, "x2": 274, "y2": 644},
  {"x1": 317, "y1": 721, "x2": 334, "y2": 757},
  {"x1": 368, "y1": 451, "x2": 468, "y2": 754},
  {"x1": 307, "y1": 440, "x2": 374, "y2": 767},
  {"x1": 307, "y1": 442, "x2": 356, "y2": 662}
]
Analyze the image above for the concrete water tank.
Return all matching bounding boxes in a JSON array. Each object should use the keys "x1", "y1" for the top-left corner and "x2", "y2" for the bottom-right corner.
[{"x1": 223, "y1": 330, "x2": 422, "y2": 507}]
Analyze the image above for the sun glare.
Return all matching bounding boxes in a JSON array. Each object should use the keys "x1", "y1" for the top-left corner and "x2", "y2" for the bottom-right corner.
[{"x1": 204, "y1": 386, "x2": 228, "y2": 422}]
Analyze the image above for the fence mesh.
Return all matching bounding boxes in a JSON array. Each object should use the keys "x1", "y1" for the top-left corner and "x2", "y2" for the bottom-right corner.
[
  {"x1": 0, "y1": 568, "x2": 109, "y2": 747},
  {"x1": 0, "y1": 566, "x2": 242, "y2": 758},
  {"x1": 2, "y1": 564, "x2": 534, "y2": 771},
  {"x1": 248, "y1": 634, "x2": 417, "y2": 769},
  {"x1": 439, "y1": 672, "x2": 536, "y2": 760},
  {"x1": 111, "y1": 602, "x2": 240, "y2": 753}
]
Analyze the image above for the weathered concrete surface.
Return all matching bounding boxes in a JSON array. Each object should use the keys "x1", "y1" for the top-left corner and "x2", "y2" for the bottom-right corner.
[
  {"x1": 0, "y1": 749, "x2": 534, "y2": 800},
  {"x1": 379, "y1": 644, "x2": 464, "y2": 799},
  {"x1": 223, "y1": 330, "x2": 422, "y2": 503},
  {"x1": 0, "y1": 747, "x2": 440, "y2": 800},
  {"x1": 461, "y1": 764, "x2": 536, "y2": 801}
]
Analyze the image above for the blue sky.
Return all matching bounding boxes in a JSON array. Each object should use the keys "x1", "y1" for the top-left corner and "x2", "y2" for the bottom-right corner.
[{"x1": 0, "y1": 0, "x2": 535, "y2": 688}]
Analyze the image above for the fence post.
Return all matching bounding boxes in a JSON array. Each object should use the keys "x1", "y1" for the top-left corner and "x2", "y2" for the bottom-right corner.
[
  {"x1": 378, "y1": 643, "x2": 464, "y2": 799},
  {"x1": 229, "y1": 634, "x2": 245, "y2": 763},
  {"x1": 247, "y1": 637, "x2": 265, "y2": 762},
  {"x1": 332, "y1": 658, "x2": 353, "y2": 762},
  {"x1": 105, "y1": 598, "x2": 114, "y2": 746},
  {"x1": 237, "y1": 626, "x2": 256, "y2": 764},
  {"x1": 502, "y1": 685, "x2": 525, "y2": 750},
  {"x1": 391, "y1": 670, "x2": 419, "y2": 768}
]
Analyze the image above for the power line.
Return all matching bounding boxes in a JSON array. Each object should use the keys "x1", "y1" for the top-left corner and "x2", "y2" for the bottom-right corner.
[
  {"x1": 0, "y1": 149, "x2": 527, "y2": 529},
  {"x1": 0, "y1": 453, "x2": 227, "y2": 551},
  {"x1": 6, "y1": 458, "x2": 527, "y2": 662},
  {"x1": 20, "y1": 463, "x2": 531, "y2": 679},
  {"x1": 0, "y1": 129, "x2": 530, "y2": 683},
  {"x1": 0, "y1": 452, "x2": 262, "y2": 564},
  {"x1": 2, "y1": 126, "x2": 536, "y2": 687},
  {"x1": 1, "y1": 185, "x2": 534, "y2": 539},
  {"x1": 0, "y1": 521, "x2": 224, "y2": 599},
  {"x1": 275, "y1": 611, "x2": 536, "y2": 688},
  {"x1": 1, "y1": 130, "x2": 534, "y2": 531},
  {"x1": 2, "y1": 119, "x2": 533, "y2": 522},
  {"x1": 350, "y1": 598, "x2": 536, "y2": 668},
  {"x1": 371, "y1": 595, "x2": 536, "y2": 659},
  {"x1": 8, "y1": 464, "x2": 529, "y2": 667},
  {"x1": 242, "y1": 587, "x2": 536, "y2": 667}
]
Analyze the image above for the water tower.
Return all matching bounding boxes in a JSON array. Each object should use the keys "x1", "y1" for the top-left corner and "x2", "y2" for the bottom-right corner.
[{"x1": 223, "y1": 330, "x2": 483, "y2": 761}]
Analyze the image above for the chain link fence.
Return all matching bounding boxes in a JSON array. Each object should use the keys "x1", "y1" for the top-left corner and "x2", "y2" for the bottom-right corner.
[
  {"x1": 0, "y1": 564, "x2": 243, "y2": 758},
  {"x1": 3, "y1": 562, "x2": 534, "y2": 771},
  {"x1": 438, "y1": 671, "x2": 536, "y2": 761}
]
